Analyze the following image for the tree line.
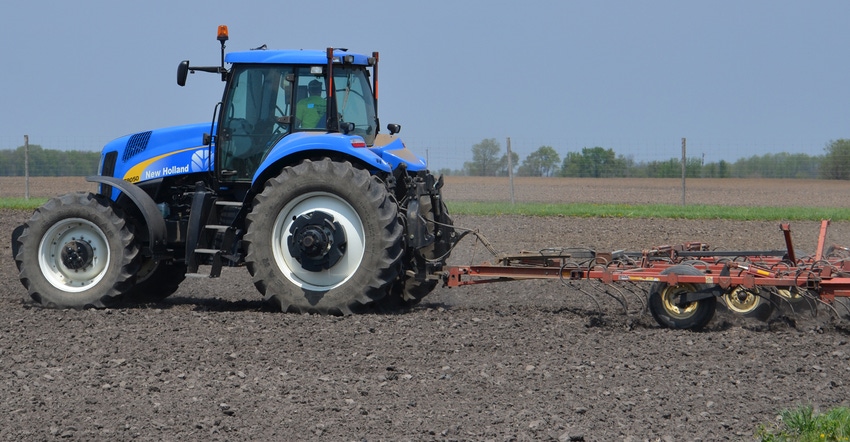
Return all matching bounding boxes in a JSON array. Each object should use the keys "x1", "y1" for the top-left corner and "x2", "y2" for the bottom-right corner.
[
  {"x1": 0, "y1": 145, "x2": 100, "y2": 176},
  {"x1": 447, "y1": 138, "x2": 850, "y2": 179},
  {"x1": 3, "y1": 139, "x2": 849, "y2": 180}
]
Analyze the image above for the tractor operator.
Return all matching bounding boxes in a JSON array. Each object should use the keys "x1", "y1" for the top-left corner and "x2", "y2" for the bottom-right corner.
[{"x1": 296, "y1": 79, "x2": 327, "y2": 129}]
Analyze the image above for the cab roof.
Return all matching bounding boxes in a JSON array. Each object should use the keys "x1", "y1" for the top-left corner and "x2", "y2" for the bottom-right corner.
[{"x1": 225, "y1": 49, "x2": 372, "y2": 66}]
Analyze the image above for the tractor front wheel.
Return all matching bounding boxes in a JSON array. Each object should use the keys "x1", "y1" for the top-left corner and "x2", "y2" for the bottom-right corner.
[{"x1": 13, "y1": 192, "x2": 139, "y2": 309}]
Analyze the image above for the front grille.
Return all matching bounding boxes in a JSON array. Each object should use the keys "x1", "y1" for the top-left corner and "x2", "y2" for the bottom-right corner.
[
  {"x1": 123, "y1": 131, "x2": 152, "y2": 162},
  {"x1": 100, "y1": 151, "x2": 118, "y2": 197}
]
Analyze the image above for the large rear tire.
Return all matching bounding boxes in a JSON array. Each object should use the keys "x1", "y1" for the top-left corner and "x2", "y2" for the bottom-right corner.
[
  {"x1": 648, "y1": 265, "x2": 717, "y2": 330},
  {"x1": 244, "y1": 159, "x2": 404, "y2": 314},
  {"x1": 13, "y1": 192, "x2": 139, "y2": 309}
]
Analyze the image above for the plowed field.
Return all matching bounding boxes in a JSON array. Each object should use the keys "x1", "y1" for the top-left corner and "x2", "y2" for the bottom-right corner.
[{"x1": 2, "y1": 177, "x2": 849, "y2": 441}]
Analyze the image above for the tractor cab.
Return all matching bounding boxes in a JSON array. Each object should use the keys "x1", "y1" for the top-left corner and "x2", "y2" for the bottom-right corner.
[
  {"x1": 215, "y1": 56, "x2": 378, "y2": 180},
  {"x1": 177, "y1": 25, "x2": 383, "y2": 181}
]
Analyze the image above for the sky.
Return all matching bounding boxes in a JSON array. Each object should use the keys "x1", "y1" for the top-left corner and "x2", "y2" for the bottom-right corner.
[{"x1": 2, "y1": 1, "x2": 848, "y2": 171}]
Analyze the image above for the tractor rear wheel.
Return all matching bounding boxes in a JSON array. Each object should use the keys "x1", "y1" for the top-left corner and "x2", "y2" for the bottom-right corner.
[
  {"x1": 244, "y1": 159, "x2": 404, "y2": 314},
  {"x1": 13, "y1": 192, "x2": 139, "y2": 309},
  {"x1": 648, "y1": 265, "x2": 717, "y2": 330}
]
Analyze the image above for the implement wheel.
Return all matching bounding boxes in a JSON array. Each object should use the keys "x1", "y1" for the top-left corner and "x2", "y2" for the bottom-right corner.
[
  {"x1": 13, "y1": 192, "x2": 139, "y2": 308},
  {"x1": 722, "y1": 286, "x2": 774, "y2": 321},
  {"x1": 244, "y1": 159, "x2": 404, "y2": 315},
  {"x1": 648, "y1": 265, "x2": 716, "y2": 330}
]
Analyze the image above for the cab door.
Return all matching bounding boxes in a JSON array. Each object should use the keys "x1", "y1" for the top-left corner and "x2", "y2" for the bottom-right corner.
[{"x1": 218, "y1": 65, "x2": 294, "y2": 181}]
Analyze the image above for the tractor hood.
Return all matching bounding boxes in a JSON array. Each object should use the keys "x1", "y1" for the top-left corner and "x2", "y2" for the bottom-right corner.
[{"x1": 102, "y1": 123, "x2": 213, "y2": 184}]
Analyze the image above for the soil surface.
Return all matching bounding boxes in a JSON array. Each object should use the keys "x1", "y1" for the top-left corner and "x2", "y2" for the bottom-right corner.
[{"x1": 2, "y1": 178, "x2": 850, "y2": 441}]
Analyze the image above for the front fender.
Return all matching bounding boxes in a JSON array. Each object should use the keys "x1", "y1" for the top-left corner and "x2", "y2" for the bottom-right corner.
[
  {"x1": 252, "y1": 132, "x2": 392, "y2": 185},
  {"x1": 86, "y1": 176, "x2": 167, "y2": 257}
]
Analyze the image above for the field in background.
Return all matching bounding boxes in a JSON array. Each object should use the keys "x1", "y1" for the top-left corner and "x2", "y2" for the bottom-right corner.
[{"x1": 3, "y1": 176, "x2": 850, "y2": 208}]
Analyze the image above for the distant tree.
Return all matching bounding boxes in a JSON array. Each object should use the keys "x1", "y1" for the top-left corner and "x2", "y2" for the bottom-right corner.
[
  {"x1": 820, "y1": 139, "x2": 850, "y2": 180},
  {"x1": 495, "y1": 151, "x2": 519, "y2": 176},
  {"x1": 0, "y1": 145, "x2": 99, "y2": 176},
  {"x1": 518, "y1": 145, "x2": 560, "y2": 177},
  {"x1": 560, "y1": 146, "x2": 626, "y2": 178},
  {"x1": 718, "y1": 160, "x2": 729, "y2": 178},
  {"x1": 463, "y1": 138, "x2": 501, "y2": 176}
]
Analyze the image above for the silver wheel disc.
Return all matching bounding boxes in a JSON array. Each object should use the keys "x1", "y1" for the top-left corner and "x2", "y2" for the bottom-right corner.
[
  {"x1": 37, "y1": 218, "x2": 110, "y2": 292},
  {"x1": 271, "y1": 192, "x2": 365, "y2": 290}
]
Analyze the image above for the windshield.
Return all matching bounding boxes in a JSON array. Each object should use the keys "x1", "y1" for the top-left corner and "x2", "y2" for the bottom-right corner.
[{"x1": 294, "y1": 65, "x2": 377, "y2": 144}]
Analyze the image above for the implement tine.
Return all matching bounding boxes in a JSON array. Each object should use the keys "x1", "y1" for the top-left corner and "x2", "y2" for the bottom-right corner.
[
  {"x1": 800, "y1": 290, "x2": 820, "y2": 318},
  {"x1": 771, "y1": 288, "x2": 800, "y2": 319},
  {"x1": 624, "y1": 282, "x2": 648, "y2": 312},
  {"x1": 563, "y1": 279, "x2": 603, "y2": 312},
  {"x1": 600, "y1": 283, "x2": 629, "y2": 315},
  {"x1": 834, "y1": 299, "x2": 850, "y2": 318},
  {"x1": 814, "y1": 296, "x2": 841, "y2": 319}
]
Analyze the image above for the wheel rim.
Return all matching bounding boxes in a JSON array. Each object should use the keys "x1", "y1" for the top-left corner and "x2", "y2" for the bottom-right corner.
[
  {"x1": 660, "y1": 284, "x2": 699, "y2": 318},
  {"x1": 775, "y1": 287, "x2": 803, "y2": 302},
  {"x1": 271, "y1": 191, "x2": 365, "y2": 291},
  {"x1": 37, "y1": 217, "x2": 110, "y2": 293},
  {"x1": 723, "y1": 287, "x2": 762, "y2": 314}
]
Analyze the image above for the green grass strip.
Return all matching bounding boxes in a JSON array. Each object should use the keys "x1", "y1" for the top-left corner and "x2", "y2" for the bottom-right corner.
[
  {"x1": 0, "y1": 198, "x2": 49, "y2": 210},
  {"x1": 446, "y1": 201, "x2": 850, "y2": 221},
  {"x1": 4, "y1": 197, "x2": 849, "y2": 221}
]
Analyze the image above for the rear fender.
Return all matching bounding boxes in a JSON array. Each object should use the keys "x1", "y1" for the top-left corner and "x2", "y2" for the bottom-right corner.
[{"x1": 251, "y1": 132, "x2": 392, "y2": 185}]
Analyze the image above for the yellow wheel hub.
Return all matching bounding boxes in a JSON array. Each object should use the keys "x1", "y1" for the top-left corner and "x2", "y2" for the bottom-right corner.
[
  {"x1": 723, "y1": 287, "x2": 762, "y2": 314},
  {"x1": 661, "y1": 284, "x2": 699, "y2": 318}
]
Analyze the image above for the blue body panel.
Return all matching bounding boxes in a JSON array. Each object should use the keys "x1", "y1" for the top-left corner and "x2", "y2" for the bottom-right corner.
[
  {"x1": 105, "y1": 123, "x2": 213, "y2": 184},
  {"x1": 369, "y1": 137, "x2": 427, "y2": 172},
  {"x1": 226, "y1": 49, "x2": 371, "y2": 66},
  {"x1": 253, "y1": 132, "x2": 392, "y2": 182}
]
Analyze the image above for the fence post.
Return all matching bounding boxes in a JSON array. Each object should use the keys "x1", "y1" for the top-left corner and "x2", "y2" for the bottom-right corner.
[
  {"x1": 24, "y1": 135, "x2": 30, "y2": 200},
  {"x1": 506, "y1": 137, "x2": 515, "y2": 205},
  {"x1": 681, "y1": 137, "x2": 686, "y2": 206}
]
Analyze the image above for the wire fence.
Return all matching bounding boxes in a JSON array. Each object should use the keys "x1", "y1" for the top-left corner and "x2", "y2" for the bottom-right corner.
[{"x1": 0, "y1": 134, "x2": 838, "y2": 179}]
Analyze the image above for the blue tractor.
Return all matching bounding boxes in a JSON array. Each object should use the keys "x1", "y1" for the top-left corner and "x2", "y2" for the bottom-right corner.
[{"x1": 12, "y1": 26, "x2": 455, "y2": 314}]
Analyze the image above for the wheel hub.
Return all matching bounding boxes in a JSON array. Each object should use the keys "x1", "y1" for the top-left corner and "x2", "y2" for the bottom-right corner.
[
  {"x1": 287, "y1": 211, "x2": 347, "y2": 272},
  {"x1": 724, "y1": 287, "x2": 760, "y2": 313},
  {"x1": 60, "y1": 239, "x2": 94, "y2": 271}
]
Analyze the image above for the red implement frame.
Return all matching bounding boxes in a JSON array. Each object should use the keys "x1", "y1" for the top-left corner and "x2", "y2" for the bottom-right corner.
[{"x1": 442, "y1": 220, "x2": 850, "y2": 303}]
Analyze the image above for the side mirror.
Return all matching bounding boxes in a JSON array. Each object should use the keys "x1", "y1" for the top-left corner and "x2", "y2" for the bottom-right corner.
[
  {"x1": 387, "y1": 123, "x2": 401, "y2": 135},
  {"x1": 177, "y1": 60, "x2": 190, "y2": 86},
  {"x1": 340, "y1": 122, "x2": 355, "y2": 134}
]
